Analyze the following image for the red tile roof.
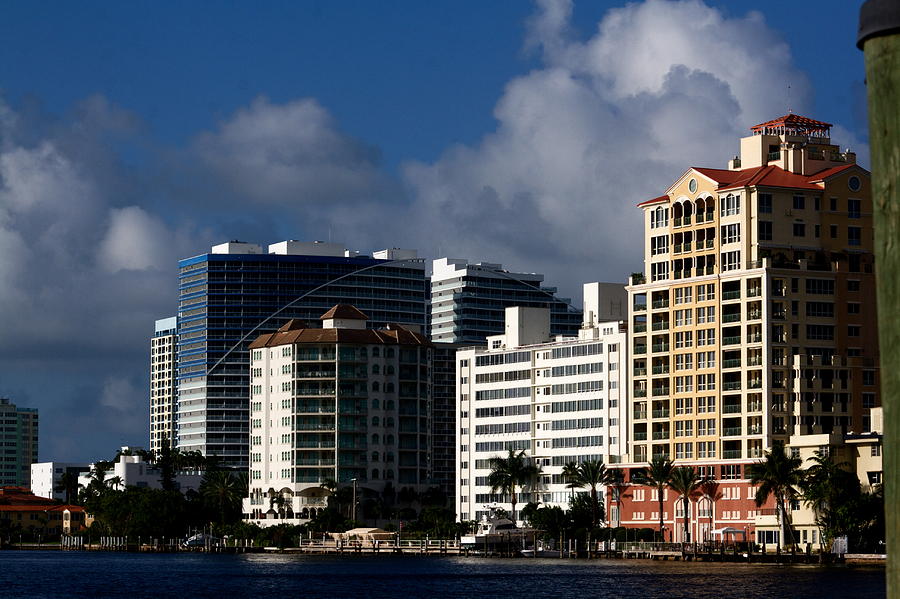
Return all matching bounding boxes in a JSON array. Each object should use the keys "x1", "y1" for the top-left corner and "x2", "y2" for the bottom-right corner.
[
  {"x1": 637, "y1": 195, "x2": 669, "y2": 207},
  {"x1": 751, "y1": 113, "x2": 832, "y2": 133},
  {"x1": 249, "y1": 324, "x2": 430, "y2": 349},
  {"x1": 319, "y1": 304, "x2": 369, "y2": 321}
]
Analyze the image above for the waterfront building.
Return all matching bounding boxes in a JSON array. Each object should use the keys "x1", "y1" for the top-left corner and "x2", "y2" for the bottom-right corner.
[
  {"x1": 76, "y1": 449, "x2": 203, "y2": 494},
  {"x1": 431, "y1": 342, "x2": 469, "y2": 505},
  {"x1": 242, "y1": 305, "x2": 432, "y2": 525},
  {"x1": 175, "y1": 240, "x2": 428, "y2": 469},
  {"x1": 0, "y1": 486, "x2": 87, "y2": 536},
  {"x1": 30, "y1": 462, "x2": 90, "y2": 501},
  {"x1": 615, "y1": 114, "x2": 878, "y2": 543},
  {"x1": 430, "y1": 258, "x2": 584, "y2": 344},
  {"x1": 150, "y1": 316, "x2": 178, "y2": 455},
  {"x1": 455, "y1": 283, "x2": 628, "y2": 523},
  {"x1": 0, "y1": 398, "x2": 38, "y2": 488}
]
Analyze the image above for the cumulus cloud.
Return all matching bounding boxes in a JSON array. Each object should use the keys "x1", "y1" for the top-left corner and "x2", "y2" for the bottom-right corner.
[{"x1": 398, "y1": 0, "x2": 863, "y2": 293}]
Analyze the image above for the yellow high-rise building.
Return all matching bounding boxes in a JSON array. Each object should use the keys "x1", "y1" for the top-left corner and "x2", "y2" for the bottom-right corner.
[{"x1": 627, "y1": 114, "x2": 878, "y2": 467}]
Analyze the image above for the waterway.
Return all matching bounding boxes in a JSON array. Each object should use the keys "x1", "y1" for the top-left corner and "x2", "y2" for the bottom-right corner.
[{"x1": 0, "y1": 551, "x2": 885, "y2": 598}]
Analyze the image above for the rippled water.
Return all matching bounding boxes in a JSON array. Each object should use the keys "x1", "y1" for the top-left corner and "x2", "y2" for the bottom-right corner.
[{"x1": 0, "y1": 551, "x2": 885, "y2": 599}]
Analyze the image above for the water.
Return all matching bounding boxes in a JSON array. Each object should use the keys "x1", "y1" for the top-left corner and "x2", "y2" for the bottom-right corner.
[{"x1": 0, "y1": 551, "x2": 885, "y2": 598}]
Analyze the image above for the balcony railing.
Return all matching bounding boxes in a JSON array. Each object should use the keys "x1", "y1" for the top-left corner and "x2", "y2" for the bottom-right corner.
[
  {"x1": 634, "y1": 346, "x2": 647, "y2": 355},
  {"x1": 747, "y1": 356, "x2": 763, "y2": 366},
  {"x1": 722, "y1": 381, "x2": 742, "y2": 391},
  {"x1": 652, "y1": 431, "x2": 671, "y2": 440},
  {"x1": 723, "y1": 336, "x2": 741, "y2": 346},
  {"x1": 722, "y1": 313, "x2": 741, "y2": 323},
  {"x1": 747, "y1": 287, "x2": 762, "y2": 297},
  {"x1": 767, "y1": 150, "x2": 781, "y2": 161},
  {"x1": 633, "y1": 323, "x2": 647, "y2": 333},
  {"x1": 673, "y1": 271, "x2": 683, "y2": 280},
  {"x1": 723, "y1": 290, "x2": 741, "y2": 300},
  {"x1": 705, "y1": 239, "x2": 715, "y2": 249},
  {"x1": 723, "y1": 404, "x2": 742, "y2": 414},
  {"x1": 652, "y1": 365, "x2": 670, "y2": 375},
  {"x1": 652, "y1": 409, "x2": 670, "y2": 419},
  {"x1": 748, "y1": 380, "x2": 763, "y2": 389},
  {"x1": 652, "y1": 386, "x2": 670, "y2": 397},
  {"x1": 633, "y1": 389, "x2": 647, "y2": 398},
  {"x1": 633, "y1": 302, "x2": 647, "y2": 312},
  {"x1": 652, "y1": 343, "x2": 670, "y2": 353},
  {"x1": 748, "y1": 402, "x2": 763, "y2": 412},
  {"x1": 634, "y1": 411, "x2": 648, "y2": 420},
  {"x1": 634, "y1": 432, "x2": 648, "y2": 441},
  {"x1": 722, "y1": 359, "x2": 741, "y2": 368},
  {"x1": 747, "y1": 333, "x2": 762, "y2": 343},
  {"x1": 723, "y1": 450, "x2": 743, "y2": 459},
  {"x1": 748, "y1": 426, "x2": 763, "y2": 435},
  {"x1": 633, "y1": 367, "x2": 647, "y2": 376},
  {"x1": 723, "y1": 427, "x2": 742, "y2": 437},
  {"x1": 652, "y1": 321, "x2": 670, "y2": 331},
  {"x1": 652, "y1": 299, "x2": 669, "y2": 309}
]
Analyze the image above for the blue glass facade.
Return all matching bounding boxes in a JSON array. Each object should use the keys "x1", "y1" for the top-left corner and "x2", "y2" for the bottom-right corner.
[{"x1": 176, "y1": 251, "x2": 428, "y2": 469}]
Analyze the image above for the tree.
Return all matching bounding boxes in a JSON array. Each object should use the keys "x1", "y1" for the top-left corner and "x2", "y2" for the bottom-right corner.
[
  {"x1": 699, "y1": 479, "x2": 722, "y2": 542},
  {"x1": 562, "y1": 461, "x2": 581, "y2": 500},
  {"x1": 747, "y1": 441, "x2": 802, "y2": 549},
  {"x1": 487, "y1": 449, "x2": 541, "y2": 524},
  {"x1": 572, "y1": 460, "x2": 607, "y2": 530},
  {"x1": 667, "y1": 466, "x2": 706, "y2": 543},
  {"x1": 606, "y1": 468, "x2": 628, "y2": 527},
  {"x1": 633, "y1": 456, "x2": 675, "y2": 541},
  {"x1": 200, "y1": 470, "x2": 247, "y2": 525},
  {"x1": 54, "y1": 471, "x2": 80, "y2": 504}
]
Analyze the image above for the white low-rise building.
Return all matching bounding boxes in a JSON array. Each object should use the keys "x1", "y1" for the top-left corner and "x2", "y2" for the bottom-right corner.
[
  {"x1": 30, "y1": 462, "x2": 91, "y2": 500},
  {"x1": 456, "y1": 283, "x2": 629, "y2": 523},
  {"x1": 77, "y1": 450, "x2": 203, "y2": 494}
]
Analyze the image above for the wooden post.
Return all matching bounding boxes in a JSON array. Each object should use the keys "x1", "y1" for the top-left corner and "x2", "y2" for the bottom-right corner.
[{"x1": 859, "y1": 1, "x2": 900, "y2": 596}]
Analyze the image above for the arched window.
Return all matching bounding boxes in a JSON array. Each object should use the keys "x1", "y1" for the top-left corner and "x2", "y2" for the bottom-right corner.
[
  {"x1": 385, "y1": 399, "x2": 395, "y2": 410},
  {"x1": 386, "y1": 469, "x2": 394, "y2": 480},
  {"x1": 386, "y1": 417, "x2": 395, "y2": 427},
  {"x1": 372, "y1": 347, "x2": 380, "y2": 357},
  {"x1": 385, "y1": 383, "x2": 395, "y2": 393},
  {"x1": 371, "y1": 398, "x2": 380, "y2": 409},
  {"x1": 372, "y1": 381, "x2": 380, "y2": 392},
  {"x1": 372, "y1": 416, "x2": 380, "y2": 426},
  {"x1": 371, "y1": 433, "x2": 380, "y2": 445},
  {"x1": 372, "y1": 451, "x2": 380, "y2": 462},
  {"x1": 386, "y1": 435, "x2": 394, "y2": 445},
  {"x1": 372, "y1": 469, "x2": 379, "y2": 480},
  {"x1": 386, "y1": 348, "x2": 395, "y2": 358},
  {"x1": 372, "y1": 364, "x2": 380, "y2": 375},
  {"x1": 386, "y1": 365, "x2": 395, "y2": 375}
]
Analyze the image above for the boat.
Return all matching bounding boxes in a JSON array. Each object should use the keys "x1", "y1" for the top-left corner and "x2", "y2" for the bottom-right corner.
[
  {"x1": 521, "y1": 540, "x2": 567, "y2": 558},
  {"x1": 460, "y1": 503, "x2": 535, "y2": 553}
]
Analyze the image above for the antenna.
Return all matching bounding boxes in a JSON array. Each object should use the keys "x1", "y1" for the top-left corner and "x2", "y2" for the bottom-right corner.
[{"x1": 787, "y1": 83, "x2": 792, "y2": 114}]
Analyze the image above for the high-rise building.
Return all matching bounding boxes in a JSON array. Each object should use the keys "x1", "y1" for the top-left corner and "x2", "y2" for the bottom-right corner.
[
  {"x1": 620, "y1": 114, "x2": 877, "y2": 543},
  {"x1": 176, "y1": 241, "x2": 428, "y2": 470},
  {"x1": 0, "y1": 398, "x2": 38, "y2": 487},
  {"x1": 456, "y1": 283, "x2": 628, "y2": 523},
  {"x1": 150, "y1": 316, "x2": 177, "y2": 454},
  {"x1": 431, "y1": 342, "x2": 468, "y2": 504},
  {"x1": 242, "y1": 305, "x2": 432, "y2": 524},
  {"x1": 430, "y1": 258, "x2": 584, "y2": 344}
]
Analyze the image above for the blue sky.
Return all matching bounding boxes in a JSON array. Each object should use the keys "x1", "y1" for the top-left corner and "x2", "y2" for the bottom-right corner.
[{"x1": 0, "y1": 0, "x2": 869, "y2": 461}]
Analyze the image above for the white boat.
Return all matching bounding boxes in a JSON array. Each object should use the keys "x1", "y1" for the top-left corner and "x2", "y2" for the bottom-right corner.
[{"x1": 461, "y1": 503, "x2": 535, "y2": 551}]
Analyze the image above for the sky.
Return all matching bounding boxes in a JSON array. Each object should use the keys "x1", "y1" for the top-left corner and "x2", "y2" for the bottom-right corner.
[{"x1": 0, "y1": 0, "x2": 868, "y2": 462}]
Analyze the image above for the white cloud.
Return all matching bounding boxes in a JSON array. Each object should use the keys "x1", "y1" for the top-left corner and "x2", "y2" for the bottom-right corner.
[{"x1": 98, "y1": 206, "x2": 177, "y2": 273}]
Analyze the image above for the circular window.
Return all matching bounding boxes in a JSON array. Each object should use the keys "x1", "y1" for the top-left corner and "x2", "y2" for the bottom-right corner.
[
  {"x1": 848, "y1": 175, "x2": 861, "y2": 192},
  {"x1": 688, "y1": 178, "x2": 698, "y2": 193}
]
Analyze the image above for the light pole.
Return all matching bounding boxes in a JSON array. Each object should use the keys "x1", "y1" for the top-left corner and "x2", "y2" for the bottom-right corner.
[{"x1": 351, "y1": 478, "x2": 358, "y2": 523}]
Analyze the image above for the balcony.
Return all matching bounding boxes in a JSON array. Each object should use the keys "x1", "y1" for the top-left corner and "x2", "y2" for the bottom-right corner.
[
  {"x1": 722, "y1": 313, "x2": 741, "y2": 323},
  {"x1": 723, "y1": 450, "x2": 743, "y2": 459},
  {"x1": 723, "y1": 404, "x2": 742, "y2": 414},
  {"x1": 747, "y1": 287, "x2": 762, "y2": 298},
  {"x1": 747, "y1": 333, "x2": 762, "y2": 343},
  {"x1": 723, "y1": 290, "x2": 741, "y2": 300},
  {"x1": 723, "y1": 381, "x2": 742, "y2": 391},
  {"x1": 652, "y1": 343, "x2": 670, "y2": 353},
  {"x1": 723, "y1": 427, "x2": 742, "y2": 437},
  {"x1": 652, "y1": 409, "x2": 670, "y2": 419},
  {"x1": 652, "y1": 321, "x2": 670, "y2": 331},
  {"x1": 652, "y1": 430, "x2": 671, "y2": 440},
  {"x1": 634, "y1": 323, "x2": 647, "y2": 333},
  {"x1": 652, "y1": 299, "x2": 670, "y2": 309},
  {"x1": 747, "y1": 356, "x2": 762, "y2": 366},
  {"x1": 748, "y1": 402, "x2": 763, "y2": 412},
  {"x1": 722, "y1": 358, "x2": 741, "y2": 369},
  {"x1": 652, "y1": 386, "x2": 670, "y2": 397},
  {"x1": 723, "y1": 336, "x2": 741, "y2": 346},
  {"x1": 772, "y1": 310, "x2": 786, "y2": 320},
  {"x1": 633, "y1": 367, "x2": 647, "y2": 376},
  {"x1": 633, "y1": 388, "x2": 647, "y2": 398},
  {"x1": 652, "y1": 365, "x2": 669, "y2": 375},
  {"x1": 748, "y1": 426, "x2": 763, "y2": 435},
  {"x1": 673, "y1": 271, "x2": 683, "y2": 280},
  {"x1": 633, "y1": 410, "x2": 648, "y2": 420},
  {"x1": 634, "y1": 346, "x2": 647, "y2": 355},
  {"x1": 767, "y1": 150, "x2": 781, "y2": 161},
  {"x1": 748, "y1": 311, "x2": 762, "y2": 320},
  {"x1": 748, "y1": 380, "x2": 763, "y2": 389},
  {"x1": 634, "y1": 302, "x2": 647, "y2": 312},
  {"x1": 634, "y1": 432, "x2": 648, "y2": 441},
  {"x1": 704, "y1": 239, "x2": 715, "y2": 249}
]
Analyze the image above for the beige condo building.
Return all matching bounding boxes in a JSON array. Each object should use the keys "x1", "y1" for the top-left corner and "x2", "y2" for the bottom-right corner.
[{"x1": 627, "y1": 114, "x2": 878, "y2": 467}]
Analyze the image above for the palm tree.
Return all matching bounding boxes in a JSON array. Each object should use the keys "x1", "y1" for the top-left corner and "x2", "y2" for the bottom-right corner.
[
  {"x1": 667, "y1": 466, "x2": 706, "y2": 543},
  {"x1": 606, "y1": 468, "x2": 628, "y2": 527},
  {"x1": 562, "y1": 461, "x2": 581, "y2": 500},
  {"x1": 54, "y1": 471, "x2": 80, "y2": 504},
  {"x1": 573, "y1": 460, "x2": 607, "y2": 530},
  {"x1": 699, "y1": 479, "x2": 722, "y2": 542},
  {"x1": 200, "y1": 470, "x2": 247, "y2": 525},
  {"x1": 800, "y1": 450, "x2": 857, "y2": 548},
  {"x1": 634, "y1": 455, "x2": 675, "y2": 541},
  {"x1": 747, "y1": 441, "x2": 803, "y2": 549},
  {"x1": 487, "y1": 449, "x2": 541, "y2": 524}
]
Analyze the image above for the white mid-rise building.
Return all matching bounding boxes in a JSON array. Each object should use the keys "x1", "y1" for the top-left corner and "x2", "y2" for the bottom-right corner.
[
  {"x1": 30, "y1": 462, "x2": 91, "y2": 500},
  {"x1": 456, "y1": 283, "x2": 628, "y2": 523},
  {"x1": 150, "y1": 316, "x2": 177, "y2": 454},
  {"x1": 76, "y1": 451, "x2": 203, "y2": 494}
]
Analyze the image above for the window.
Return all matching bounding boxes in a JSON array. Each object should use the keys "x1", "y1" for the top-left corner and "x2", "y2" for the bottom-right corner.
[
  {"x1": 863, "y1": 370, "x2": 876, "y2": 386},
  {"x1": 806, "y1": 279, "x2": 835, "y2": 295},
  {"x1": 806, "y1": 325, "x2": 834, "y2": 340},
  {"x1": 759, "y1": 193, "x2": 772, "y2": 214},
  {"x1": 651, "y1": 261, "x2": 669, "y2": 282},
  {"x1": 848, "y1": 280, "x2": 861, "y2": 292},
  {"x1": 675, "y1": 420, "x2": 693, "y2": 437},
  {"x1": 793, "y1": 195, "x2": 805, "y2": 210},
  {"x1": 697, "y1": 284, "x2": 715, "y2": 301},
  {"x1": 675, "y1": 331, "x2": 693, "y2": 349},
  {"x1": 675, "y1": 353, "x2": 693, "y2": 371},
  {"x1": 863, "y1": 393, "x2": 876, "y2": 409},
  {"x1": 696, "y1": 328, "x2": 715, "y2": 346},
  {"x1": 848, "y1": 199, "x2": 861, "y2": 218},
  {"x1": 651, "y1": 235, "x2": 669, "y2": 255},
  {"x1": 814, "y1": 197, "x2": 821, "y2": 211},
  {"x1": 721, "y1": 223, "x2": 740, "y2": 244},
  {"x1": 697, "y1": 373, "x2": 715, "y2": 391},
  {"x1": 806, "y1": 302, "x2": 834, "y2": 318},
  {"x1": 848, "y1": 226, "x2": 862, "y2": 246},
  {"x1": 849, "y1": 176, "x2": 862, "y2": 192},
  {"x1": 651, "y1": 207, "x2": 669, "y2": 229},
  {"x1": 675, "y1": 376, "x2": 693, "y2": 393},
  {"x1": 793, "y1": 223, "x2": 806, "y2": 237},
  {"x1": 674, "y1": 286, "x2": 692, "y2": 305},
  {"x1": 675, "y1": 397, "x2": 693, "y2": 415},
  {"x1": 721, "y1": 250, "x2": 740, "y2": 271},
  {"x1": 721, "y1": 194, "x2": 741, "y2": 217},
  {"x1": 758, "y1": 221, "x2": 772, "y2": 241},
  {"x1": 697, "y1": 351, "x2": 715, "y2": 369},
  {"x1": 848, "y1": 325, "x2": 861, "y2": 337},
  {"x1": 675, "y1": 309, "x2": 693, "y2": 327}
]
